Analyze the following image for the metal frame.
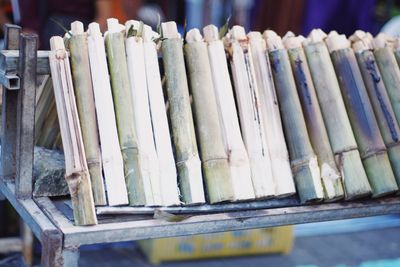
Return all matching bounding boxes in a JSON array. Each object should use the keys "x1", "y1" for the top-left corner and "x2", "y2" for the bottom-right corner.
[{"x1": 0, "y1": 24, "x2": 399, "y2": 267}]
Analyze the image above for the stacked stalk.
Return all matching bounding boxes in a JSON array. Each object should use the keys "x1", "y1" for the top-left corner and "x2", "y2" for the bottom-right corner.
[
  {"x1": 161, "y1": 22, "x2": 205, "y2": 204},
  {"x1": 142, "y1": 25, "x2": 180, "y2": 206},
  {"x1": 87, "y1": 22, "x2": 129, "y2": 206},
  {"x1": 303, "y1": 29, "x2": 371, "y2": 199},
  {"x1": 224, "y1": 26, "x2": 275, "y2": 199},
  {"x1": 351, "y1": 33, "x2": 400, "y2": 189},
  {"x1": 125, "y1": 20, "x2": 161, "y2": 205},
  {"x1": 247, "y1": 31, "x2": 296, "y2": 197},
  {"x1": 203, "y1": 25, "x2": 255, "y2": 201},
  {"x1": 49, "y1": 36, "x2": 97, "y2": 225},
  {"x1": 326, "y1": 32, "x2": 398, "y2": 197},
  {"x1": 394, "y1": 38, "x2": 400, "y2": 67},
  {"x1": 68, "y1": 21, "x2": 107, "y2": 206},
  {"x1": 105, "y1": 18, "x2": 149, "y2": 206},
  {"x1": 264, "y1": 30, "x2": 323, "y2": 203},
  {"x1": 184, "y1": 29, "x2": 235, "y2": 203},
  {"x1": 284, "y1": 33, "x2": 344, "y2": 201}
]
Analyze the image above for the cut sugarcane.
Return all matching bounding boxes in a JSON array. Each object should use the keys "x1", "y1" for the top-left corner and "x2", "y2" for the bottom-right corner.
[
  {"x1": 87, "y1": 22, "x2": 129, "y2": 206},
  {"x1": 49, "y1": 36, "x2": 97, "y2": 225},
  {"x1": 161, "y1": 22, "x2": 205, "y2": 204},
  {"x1": 203, "y1": 25, "x2": 255, "y2": 201},
  {"x1": 105, "y1": 18, "x2": 150, "y2": 206},
  {"x1": 326, "y1": 32, "x2": 398, "y2": 197},
  {"x1": 69, "y1": 21, "x2": 107, "y2": 206},
  {"x1": 264, "y1": 30, "x2": 323, "y2": 203},
  {"x1": 394, "y1": 37, "x2": 400, "y2": 67},
  {"x1": 373, "y1": 33, "x2": 400, "y2": 127},
  {"x1": 224, "y1": 26, "x2": 275, "y2": 199},
  {"x1": 303, "y1": 29, "x2": 371, "y2": 200},
  {"x1": 247, "y1": 31, "x2": 296, "y2": 197},
  {"x1": 142, "y1": 25, "x2": 180, "y2": 206},
  {"x1": 351, "y1": 33, "x2": 400, "y2": 189},
  {"x1": 125, "y1": 20, "x2": 161, "y2": 205},
  {"x1": 284, "y1": 33, "x2": 344, "y2": 202},
  {"x1": 184, "y1": 29, "x2": 235, "y2": 203}
]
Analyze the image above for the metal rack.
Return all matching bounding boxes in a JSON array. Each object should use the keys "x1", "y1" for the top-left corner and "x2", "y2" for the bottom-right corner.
[{"x1": 0, "y1": 24, "x2": 399, "y2": 267}]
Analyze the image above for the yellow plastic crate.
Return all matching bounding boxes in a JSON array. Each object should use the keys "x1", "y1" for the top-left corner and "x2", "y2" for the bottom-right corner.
[{"x1": 138, "y1": 226, "x2": 293, "y2": 264}]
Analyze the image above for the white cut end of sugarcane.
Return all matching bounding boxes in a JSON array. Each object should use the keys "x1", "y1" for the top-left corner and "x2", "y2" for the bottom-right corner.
[
  {"x1": 50, "y1": 36, "x2": 65, "y2": 51},
  {"x1": 320, "y1": 162, "x2": 341, "y2": 200},
  {"x1": 87, "y1": 23, "x2": 101, "y2": 36},
  {"x1": 203, "y1": 24, "x2": 219, "y2": 42},
  {"x1": 349, "y1": 30, "x2": 366, "y2": 42},
  {"x1": 307, "y1": 28, "x2": 327, "y2": 44},
  {"x1": 263, "y1": 30, "x2": 284, "y2": 51},
  {"x1": 309, "y1": 156, "x2": 325, "y2": 199},
  {"x1": 247, "y1": 32, "x2": 266, "y2": 50},
  {"x1": 186, "y1": 28, "x2": 203, "y2": 43},
  {"x1": 161, "y1": 21, "x2": 181, "y2": 39},
  {"x1": 373, "y1": 32, "x2": 395, "y2": 49},
  {"x1": 325, "y1": 33, "x2": 350, "y2": 52},
  {"x1": 186, "y1": 155, "x2": 206, "y2": 203},
  {"x1": 230, "y1": 25, "x2": 247, "y2": 40},
  {"x1": 107, "y1": 18, "x2": 124, "y2": 33},
  {"x1": 125, "y1": 19, "x2": 141, "y2": 35},
  {"x1": 282, "y1": 31, "x2": 295, "y2": 41},
  {"x1": 247, "y1": 31, "x2": 262, "y2": 40},
  {"x1": 352, "y1": 39, "x2": 371, "y2": 53},
  {"x1": 71, "y1": 21, "x2": 84, "y2": 35},
  {"x1": 283, "y1": 35, "x2": 303, "y2": 49},
  {"x1": 142, "y1": 25, "x2": 158, "y2": 42}
]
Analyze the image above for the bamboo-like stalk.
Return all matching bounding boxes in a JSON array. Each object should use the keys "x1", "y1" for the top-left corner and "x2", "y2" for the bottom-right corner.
[
  {"x1": 352, "y1": 34, "x2": 400, "y2": 189},
  {"x1": 247, "y1": 31, "x2": 296, "y2": 198},
  {"x1": 394, "y1": 38, "x2": 400, "y2": 67},
  {"x1": 161, "y1": 22, "x2": 205, "y2": 204},
  {"x1": 87, "y1": 22, "x2": 129, "y2": 206},
  {"x1": 69, "y1": 21, "x2": 107, "y2": 206},
  {"x1": 303, "y1": 29, "x2": 371, "y2": 200},
  {"x1": 264, "y1": 30, "x2": 323, "y2": 203},
  {"x1": 125, "y1": 20, "x2": 161, "y2": 205},
  {"x1": 184, "y1": 29, "x2": 234, "y2": 203},
  {"x1": 203, "y1": 25, "x2": 255, "y2": 201},
  {"x1": 224, "y1": 26, "x2": 275, "y2": 199},
  {"x1": 105, "y1": 18, "x2": 149, "y2": 206},
  {"x1": 142, "y1": 25, "x2": 180, "y2": 206},
  {"x1": 284, "y1": 33, "x2": 344, "y2": 202},
  {"x1": 326, "y1": 32, "x2": 398, "y2": 197},
  {"x1": 49, "y1": 36, "x2": 97, "y2": 225},
  {"x1": 373, "y1": 33, "x2": 400, "y2": 127}
]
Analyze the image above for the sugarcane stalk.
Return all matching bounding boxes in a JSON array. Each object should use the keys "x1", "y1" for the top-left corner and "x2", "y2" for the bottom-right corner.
[
  {"x1": 142, "y1": 25, "x2": 180, "y2": 206},
  {"x1": 224, "y1": 26, "x2": 275, "y2": 199},
  {"x1": 303, "y1": 30, "x2": 371, "y2": 200},
  {"x1": 69, "y1": 21, "x2": 106, "y2": 206},
  {"x1": 284, "y1": 34, "x2": 344, "y2": 202},
  {"x1": 161, "y1": 22, "x2": 205, "y2": 204},
  {"x1": 184, "y1": 29, "x2": 235, "y2": 203},
  {"x1": 203, "y1": 25, "x2": 255, "y2": 201},
  {"x1": 125, "y1": 20, "x2": 161, "y2": 205},
  {"x1": 352, "y1": 35, "x2": 400, "y2": 189},
  {"x1": 326, "y1": 32, "x2": 398, "y2": 197},
  {"x1": 247, "y1": 31, "x2": 296, "y2": 198},
  {"x1": 394, "y1": 38, "x2": 400, "y2": 67},
  {"x1": 49, "y1": 36, "x2": 97, "y2": 225},
  {"x1": 264, "y1": 30, "x2": 323, "y2": 203},
  {"x1": 87, "y1": 22, "x2": 129, "y2": 206},
  {"x1": 105, "y1": 18, "x2": 149, "y2": 206}
]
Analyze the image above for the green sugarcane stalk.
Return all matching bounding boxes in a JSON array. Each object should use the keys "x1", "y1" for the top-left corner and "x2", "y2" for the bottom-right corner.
[
  {"x1": 69, "y1": 27, "x2": 106, "y2": 206},
  {"x1": 354, "y1": 48, "x2": 400, "y2": 188},
  {"x1": 329, "y1": 44, "x2": 398, "y2": 197},
  {"x1": 105, "y1": 28, "x2": 147, "y2": 205},
  {"x1": 303, "y1": 41, "x2": 372, "y2": 199},
  {"x1": 286, "y1": 42, "x2": 344, "y2": 202},
  {"x1": 184, "y1": 29, "x2": 235, "y2": 203}
]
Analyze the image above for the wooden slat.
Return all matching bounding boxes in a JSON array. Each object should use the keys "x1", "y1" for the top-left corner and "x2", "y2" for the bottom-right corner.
[
  {"x1": 0, "y1": 237, "x2": 22, "y2": 253},
  {"x1": 1, "y1": 50, "x2": 50, "y2": 75}
]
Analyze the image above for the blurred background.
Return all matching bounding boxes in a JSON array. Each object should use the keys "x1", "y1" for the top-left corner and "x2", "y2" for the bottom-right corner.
[{"x1": 1, "y1": 0, "x2": 400, "y2": 266}]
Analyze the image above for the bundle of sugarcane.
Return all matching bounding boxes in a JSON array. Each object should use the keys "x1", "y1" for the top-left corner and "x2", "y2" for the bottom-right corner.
[
  {"x1": 264, "y1": 30, "x2": 323, "y2": 203},
  {"x1": 203, "y1": 25, "x2": 255, "y2": 201},
  {"x1": 394, "y1": 37, "x2": 400, "y2": 67},
  {"x1": 247, "y1": 31, "x2": 296, "y2": 198},
  {"x1": 351, "y1": 31, "x2": 400, "y2": 189},
  {"x1": 161, "y1": 22, "x2": 205, "y2": 204},
  {"x1": 125, "y1": 20, "x2": 161, "y2": 205},
  {"x1": 184, "y1": 29, "x2": 235, "y2": 203},
  {"x1": 326, "y1": 32, "x2": 398, "y2": 197},
  {"x1": 372, "y1": 33, "x2": 400, "y2": 126},
  {"x1": 87, "y1": 22, "x2": 129, "y2": 206},
  {"x1": 224, "y1": 26, "x2": 275, "y2": 199},
  {"x1": 105, "y1": 18, "x2": 148, "y2": 206},
  {"x1": 283, "y1": 33, "x2": 344, "y2": 202},
  {"x1": 302, "y1": 29, "x2": 371, "y2": 200},
  {"x1": 68, "y1": 21, "x2": 107, "y2": 206},
  {"x1": 49, "y1": 36, "x2": 97, "y2": 225},
  {"x1": 142, "y1": 25, "x2": 180, "y2": 206}
]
